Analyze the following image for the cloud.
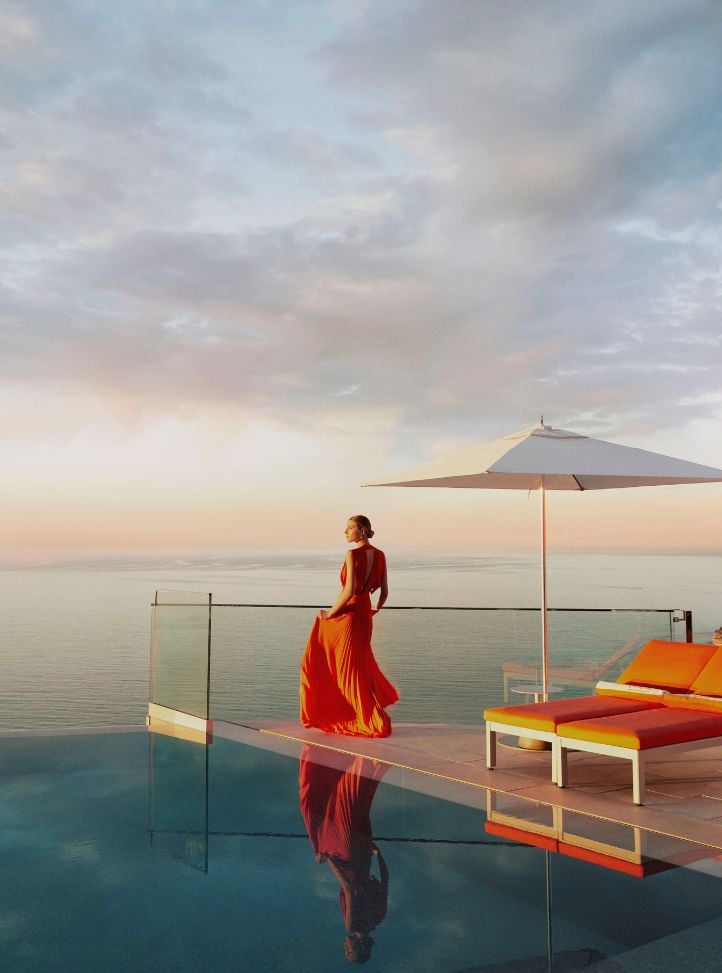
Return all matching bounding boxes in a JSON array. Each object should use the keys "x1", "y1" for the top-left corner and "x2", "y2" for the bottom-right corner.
[
  {"x1": 1, "y1": 0, "x2": 721, "y2": 474},
  {"x1": 250, "y1": 128, "x2": 379, "y2": 179}
]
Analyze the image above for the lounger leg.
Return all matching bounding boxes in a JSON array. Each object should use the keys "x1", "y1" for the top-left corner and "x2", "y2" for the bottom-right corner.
[
  {"x1": 632, "y1": 753, "x2": 646, "y2": 805},
  {"x1": 557, "y1": 743, "x2": 568, "y2": 788},
  {"x1": 550, "y1": 739, "x2": 558, "y2": 784},
  {"x1": 486, "y1": 724, "x2": 497, "y2": 770}
]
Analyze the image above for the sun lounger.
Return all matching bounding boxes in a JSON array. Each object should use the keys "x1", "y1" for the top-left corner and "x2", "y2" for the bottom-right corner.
[
  {"x1": 557, "y1": 706, "x2": 722, "y2": 805},
  {"x1": 484, "y1": 695, "x2": 664, "y2": 782},
  {"x1": 485, "y1": 792, "x2": 711, "y2": 876},
  {"x1": 485, "y1": 819, "x2": 682, "y2": 877},
  {"x1": 485, "y1": 639, "x2": 722, "y2": 799},
  {"x1": 556, "y1": 640, "x2": 722, "y2": 804}
]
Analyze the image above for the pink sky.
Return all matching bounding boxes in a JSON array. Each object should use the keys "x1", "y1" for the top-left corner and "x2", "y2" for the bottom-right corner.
[
  {"x1": 2, "y1": 3, "x2": 721, "y2": 552},
  {"x1": 3, "y1": 404, "x2": 721, "y2": 551}
]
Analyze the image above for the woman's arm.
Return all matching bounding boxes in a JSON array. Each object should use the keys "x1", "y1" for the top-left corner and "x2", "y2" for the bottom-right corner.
[
  {"x1": 374, "y1": 564, "x2": 388, "y2": 613},
  {"x1": 325, "y1": 860, "x2": 356, "y2": 933},
  {"x1": 326, "y1": 858, "x2": 352, "y2": 895},
  {"x1": 376, "y1": 848, "x2": 389, "y2": 891},
  {"x1": 322, "y1": 551, "x2": 354, "y2": 619}
]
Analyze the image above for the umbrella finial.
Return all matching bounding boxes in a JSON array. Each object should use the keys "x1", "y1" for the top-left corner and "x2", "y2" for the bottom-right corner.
[{"x1": 540, "y1": 414, "x2": 544, "y2": 427}]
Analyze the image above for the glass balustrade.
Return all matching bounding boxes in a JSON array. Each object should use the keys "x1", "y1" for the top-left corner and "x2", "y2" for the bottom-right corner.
[
  {"x1": 198, "y1": 603, "x2": 690, "y2": 726},
  {"x1": 149, "y1": 590, "x2": 212, "y2": 725}
]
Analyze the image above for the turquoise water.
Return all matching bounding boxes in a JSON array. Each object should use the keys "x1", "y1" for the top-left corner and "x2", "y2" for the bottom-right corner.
[
  {"x1": 2, "y1": 549, "x2": 721, "y2": 730},
  {"x1": 2, "y1": 729, "x2": 722, "y2": 972}
]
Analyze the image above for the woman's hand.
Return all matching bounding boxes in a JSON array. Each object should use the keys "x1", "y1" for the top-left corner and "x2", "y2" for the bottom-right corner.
[{"x1": 318, "y1": 609, "x2": 329, "y2": 620}]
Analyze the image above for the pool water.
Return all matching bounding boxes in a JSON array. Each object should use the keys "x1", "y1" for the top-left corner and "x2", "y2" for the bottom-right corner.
[{"x1": 2, "y1": 728, "x2": 722, "y2": 972}]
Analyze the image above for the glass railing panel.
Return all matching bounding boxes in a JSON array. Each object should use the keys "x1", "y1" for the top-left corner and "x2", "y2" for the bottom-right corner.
[
  {"x1": 376, "y1": 607, "x2": 539, "y2": 723},
  {"x1": 207, "y1": 605, "x2": 687, "y2": 726},
  {"x1": 209, "y1": 606, "x2": 539, "y2": 723},
  {"x1": 531, "y1": 608, "x2": 680, "y2": 700},
  {"x1": 210, "y1": 606, "x2": 310, "y2": 723},
  {"x1": 150, "y1": 590, "x2": 211, "y2": 720}
]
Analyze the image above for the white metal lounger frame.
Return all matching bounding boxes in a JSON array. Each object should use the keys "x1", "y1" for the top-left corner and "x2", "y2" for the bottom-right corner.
[
  {"x1": 557, "y1": 733, "x2": 722, "y2": 806},
  {"x1": 485, "y1": 681, "x2": 668, "y2": 792},
  {"x1": 485, "y1": 719, "x2": 561, "y2": 783}
]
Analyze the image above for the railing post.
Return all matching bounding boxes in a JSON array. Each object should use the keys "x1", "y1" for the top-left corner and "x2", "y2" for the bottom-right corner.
[
  {"x1": 206, "y1": 593, "x2": 212, "y2": 722},
  {"x1": 150, "y1": 589, "x2": 159, "y2": 702}
]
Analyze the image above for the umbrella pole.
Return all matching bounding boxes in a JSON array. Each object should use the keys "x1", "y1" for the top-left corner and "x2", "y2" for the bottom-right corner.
[{"x1": 540, "y1": 479, "x2": 549, "y2": 700}]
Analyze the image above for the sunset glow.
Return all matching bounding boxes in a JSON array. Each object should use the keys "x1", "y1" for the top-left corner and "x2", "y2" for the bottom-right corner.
[{"x1": 2, "y1": 2, "x2": 721, "y2": 553}]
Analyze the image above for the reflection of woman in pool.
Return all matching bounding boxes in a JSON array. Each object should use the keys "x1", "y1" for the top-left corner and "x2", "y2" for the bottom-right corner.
[
  {"x1": 300, "y1": 515, "x2": 399, "y2": 738},
  {"x1": 299, "y1": 745, "x2": 390, "y2": 964}
]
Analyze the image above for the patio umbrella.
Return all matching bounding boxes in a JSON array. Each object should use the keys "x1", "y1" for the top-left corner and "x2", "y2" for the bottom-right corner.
[{"x1": 363, "y1": 419, "x2": 722, "y2": 698}]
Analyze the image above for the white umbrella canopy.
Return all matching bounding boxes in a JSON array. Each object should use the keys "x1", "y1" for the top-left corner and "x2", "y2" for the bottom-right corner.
[{"x1": 364, "y1": 420, "x2": 722, "y2": 698}]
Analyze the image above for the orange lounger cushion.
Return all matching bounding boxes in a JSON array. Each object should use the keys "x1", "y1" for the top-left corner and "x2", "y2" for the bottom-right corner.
[
  {"x1": 558, "y1": 708, "x2": 722, "y2": 750},
  {"x1": 483, "y1": 696, "x2": 662, "y2": 733},
  {"x1": 557, "y1": 842, "x2": 673, "y2": 878},
  {"x1": 485, "y1": 821, "x2": 559, "y2": 852},
  {"x1": 616, "y1": 639, "x2": 717, "y2": 691},
  {"x1": 690, "y1": 647, "x2": 722, "y2": 697}
]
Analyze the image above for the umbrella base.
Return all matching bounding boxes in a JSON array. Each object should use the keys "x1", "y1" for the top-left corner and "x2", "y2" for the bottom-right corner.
[
  {"x1": 506, "y1": 685, "x2": 562, "y2": 750},
  {"x1": 498, "y1": 734, "x2": 553, "y2": 752},
  {"x1": 518, "y1": 736, "x2": 552, "y2": 751}
]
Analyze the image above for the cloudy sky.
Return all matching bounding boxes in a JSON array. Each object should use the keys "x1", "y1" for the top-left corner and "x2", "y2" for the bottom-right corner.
[{"x1": 3, "y1": 0, "x2": 722, "y2": 551}]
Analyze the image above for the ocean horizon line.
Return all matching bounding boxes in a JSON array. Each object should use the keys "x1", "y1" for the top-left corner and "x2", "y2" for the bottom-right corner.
[{"x1": 2, "y1": 543, "x2": 722, "y2": 565}]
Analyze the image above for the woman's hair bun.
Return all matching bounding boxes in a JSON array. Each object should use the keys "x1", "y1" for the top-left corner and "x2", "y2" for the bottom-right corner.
[{"x1": 351, "y1": 514, "x2": 374, "y2": 538}]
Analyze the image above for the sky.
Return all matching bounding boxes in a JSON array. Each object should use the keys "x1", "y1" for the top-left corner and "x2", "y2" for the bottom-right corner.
[{"x1": 2, "y1": 0, "x2": 722, "y2": 552}]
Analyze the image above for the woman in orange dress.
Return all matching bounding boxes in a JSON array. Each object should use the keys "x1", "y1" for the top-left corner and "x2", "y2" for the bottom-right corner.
[
  {"x1": 299, "y1": 744, "x2": 390, "y2": 964},
  {"x1": 300, "y1": 515, "x2": 399, "y2": 737}
]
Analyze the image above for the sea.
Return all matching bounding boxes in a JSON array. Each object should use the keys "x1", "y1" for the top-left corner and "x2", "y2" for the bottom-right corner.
[{"x1": 1, "y1": 548, "x2": 720, "y2": 731}]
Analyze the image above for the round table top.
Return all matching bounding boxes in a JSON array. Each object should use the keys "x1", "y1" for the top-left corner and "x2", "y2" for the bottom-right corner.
[{"x1": 510, "y1": 684, "x2": 562, "y2": 695}]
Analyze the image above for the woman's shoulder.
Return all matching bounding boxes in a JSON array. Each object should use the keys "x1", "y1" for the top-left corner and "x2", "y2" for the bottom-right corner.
[
  {"x1": 348, "y1": 544, "x2": 385, "y2": 562},
  {"x1": 353, "y1": 544, "x2": 384, "y2": 559}
]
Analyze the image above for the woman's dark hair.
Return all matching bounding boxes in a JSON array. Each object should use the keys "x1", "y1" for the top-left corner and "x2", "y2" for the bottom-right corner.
[{"x1": 350, "y1": 515, "x2": 374, "y2": 539}]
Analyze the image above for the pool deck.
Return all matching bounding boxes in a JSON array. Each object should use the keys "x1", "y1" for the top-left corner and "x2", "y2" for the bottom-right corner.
[{"x1": 215, "y1": 718, "x2": 722, "y2": 856}]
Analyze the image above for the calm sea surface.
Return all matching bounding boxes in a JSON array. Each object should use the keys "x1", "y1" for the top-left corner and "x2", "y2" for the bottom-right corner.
[{"x1": 1, "y1": 549, "x2": 720, "y2": 730}]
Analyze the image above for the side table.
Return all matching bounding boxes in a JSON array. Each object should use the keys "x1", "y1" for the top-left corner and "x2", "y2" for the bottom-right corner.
[{"x1": 510, "y1": 684, "x2": 562, "y2": 750}]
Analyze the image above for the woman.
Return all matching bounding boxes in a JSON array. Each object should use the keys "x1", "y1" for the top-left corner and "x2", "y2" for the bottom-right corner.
[
  {"x1": 299, "y1": 745, "x2": 390, "y2": 964},
  {"x1": 300, "y1": 515, "x2": 399, "y2": 737}
]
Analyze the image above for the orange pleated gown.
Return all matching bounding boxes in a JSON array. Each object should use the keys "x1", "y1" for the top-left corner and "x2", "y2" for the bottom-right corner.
[
  {"x1": 299, "y1": 746, "x2": 389, "y2": 864},
  {"x1": 299, "y1": 746, "x2": 389, "y2": 934},
  {"x1": 300, "y1": 546, "x2": 399, "y2": 737}
]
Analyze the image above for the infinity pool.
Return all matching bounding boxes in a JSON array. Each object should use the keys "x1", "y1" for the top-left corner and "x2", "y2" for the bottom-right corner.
[{"x1": 2, "y1": 727, "x2": 722, "y2": 972}]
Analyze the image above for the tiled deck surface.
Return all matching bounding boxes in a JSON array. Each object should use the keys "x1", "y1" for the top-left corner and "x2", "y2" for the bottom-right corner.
[{"x1": 216, "y1": 718, "x2": 722, "y2": 854}]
